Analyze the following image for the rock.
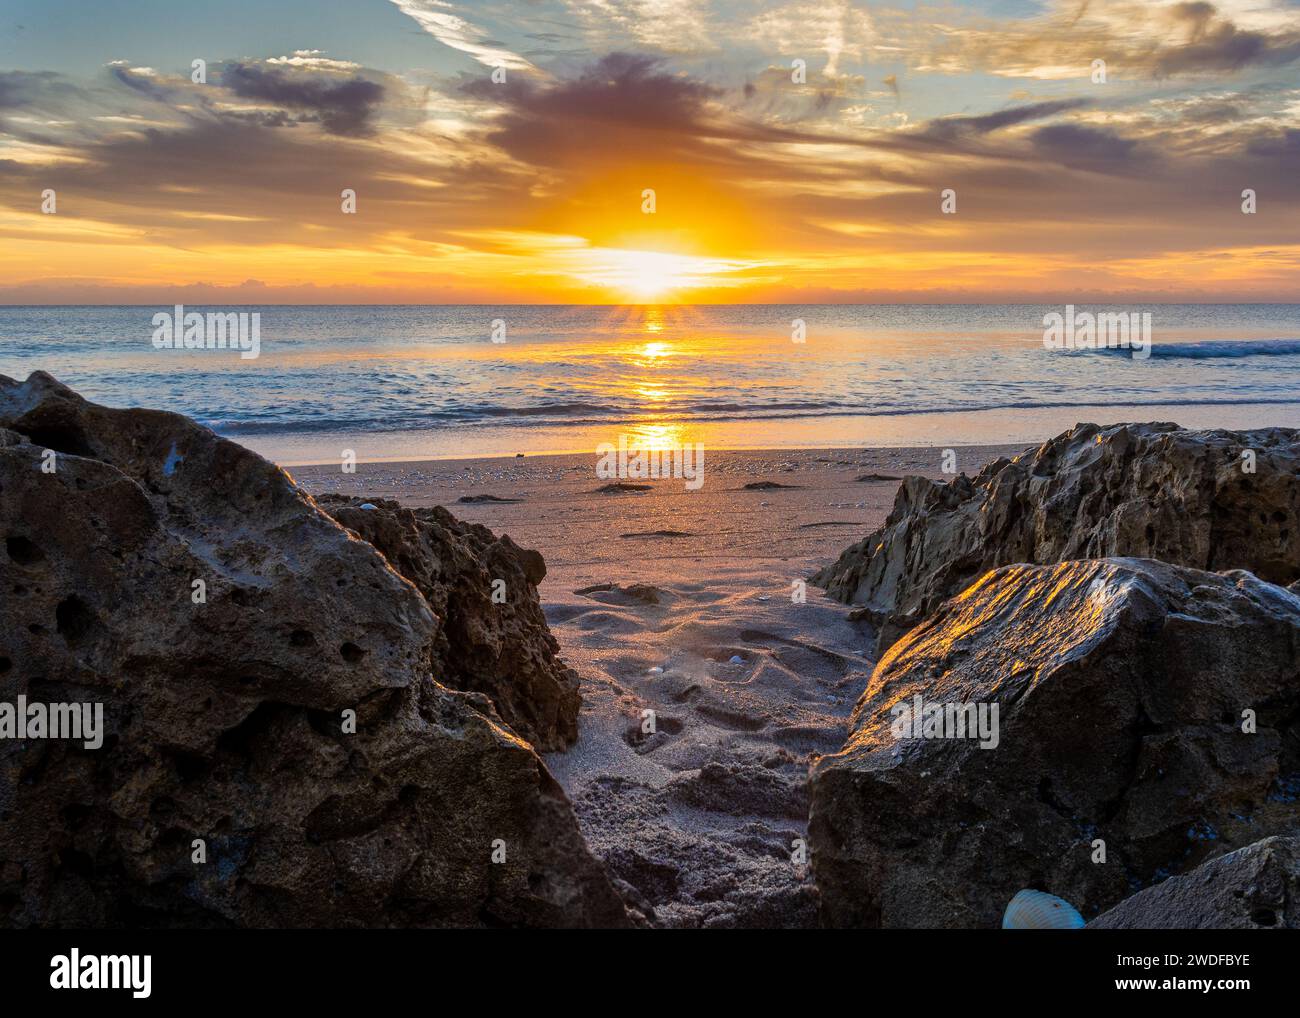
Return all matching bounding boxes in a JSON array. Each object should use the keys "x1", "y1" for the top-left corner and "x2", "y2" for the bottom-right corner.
[
  {"x1": 0, "y1": 372, "x2": 626, "y2": 928},
  {"x1": 808, "y1": 557, "x2": 1300, "y2": 929},
  {"x1": 317, "y1": 496, "x2": 578, "y2": 752},
  {"x1": 1088, "y1": 836, "x2": 1299, "y2": 929},
  {"x1": 813, "y1": 423, "x2": 1300, "y2": 654}
]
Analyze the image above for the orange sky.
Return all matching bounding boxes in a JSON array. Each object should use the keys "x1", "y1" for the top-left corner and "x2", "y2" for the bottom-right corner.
[{"x1": 2, "y1": 0, "x2": 1299, "y2": 303}]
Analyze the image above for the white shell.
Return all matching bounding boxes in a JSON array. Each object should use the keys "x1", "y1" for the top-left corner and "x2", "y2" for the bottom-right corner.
[{"x1": 1002, "y1": 889, "x2": 1085, "y2": 929}]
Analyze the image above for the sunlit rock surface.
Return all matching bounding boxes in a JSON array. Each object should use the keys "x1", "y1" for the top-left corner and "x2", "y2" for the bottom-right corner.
[
  {"x1": 0, "y1": 372, "x2": 627, "y2": 928},
  {"x1": 809, "y1": 557, "x2": 1300, "y2": 929},
  {"x1": 813, "y1": 422, "x2": 1300, "y2": 654},
  {"x1": 1088, "y1": 835, "x2": 1299, "y2": 929},
  {"x1": 318, "y1": 496, "x2": 579, "y2": 752}
]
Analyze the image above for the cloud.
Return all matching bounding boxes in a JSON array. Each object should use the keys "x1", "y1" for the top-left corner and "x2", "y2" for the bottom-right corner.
[
  {"x1": 1030, "y1": 122, "x2": 1143, "y2": 172},
  {"x1": 465, "y1": 52, "x2": 717, "y2": 136},
  {"x1": 0, "y1": 70, "x2": 83, "y2": 110},
  {"x1": 266, "y1": 50, "x2": 362, "y2": 71},
  {"x1": 388, "y1": 0, "x2": 534, "y2": 70},
  {"x1": 1247, "y1": 127, "x2": 1300, "y2": 158},
  {"x1": 888, "y1": 0, "x2": 1300, "y2": 80},
  {"x1": 220, "y1": 63, "x2": 386, "y2": 137},
  {"x1": 920, "y1": 99, "x2": 1090, "y2": 141},
  {"x1": 108, "y1": 63, "x2": 178, "y2": 102},
  {"x1": 1153, "y1": 3, "x2": 1300, "y2": 74}
]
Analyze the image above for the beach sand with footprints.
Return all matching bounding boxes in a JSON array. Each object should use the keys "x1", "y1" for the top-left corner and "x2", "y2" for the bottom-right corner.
[{"x1": 293, "y1": 443, "x2": 1022, "y2": 926}]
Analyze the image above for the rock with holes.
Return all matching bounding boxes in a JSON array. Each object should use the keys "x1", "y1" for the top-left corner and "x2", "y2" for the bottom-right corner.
[
  {"x1": 317, "y1": 496, "x2": 578, "y2": 752},
  {"x1": 809, "y1": 558, "x2": 1300, "y2": 929},
  {"x1": 1088, "y1": 835, "x2": 1300, "y2": 929},
  {"x1": 813, "y1": 423, "x2": 1300, "y2": 654},
  {"x1": 0, "y1": 372, "x2": 627, "y2": 928}
]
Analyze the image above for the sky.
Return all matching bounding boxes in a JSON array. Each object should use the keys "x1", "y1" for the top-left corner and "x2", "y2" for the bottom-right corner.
[{"x1": 0, "y1": 0, "x2": 1298, "y2": 303}]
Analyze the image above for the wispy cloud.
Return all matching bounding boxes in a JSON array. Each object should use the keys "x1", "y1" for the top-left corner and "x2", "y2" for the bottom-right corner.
[{"x1": 388, "y1": 0, "x2": 535, "y2": 70}]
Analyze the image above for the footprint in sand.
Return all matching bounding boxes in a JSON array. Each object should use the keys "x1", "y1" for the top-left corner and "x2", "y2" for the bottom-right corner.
[
  {"x1": 569, "y1": 610, "x2": 645, "y2": 635},
  {"x1": 738, "y1": 629, "x2": 857, "y2": 677},
  {"x1": 771, "y1": 724, "x2": 851, "y2": 756},
  {"x1": 622, "y1": 715, "x2": 685, "y2": 754},
  {"x1": 693, "y1": 702, "x2": 769, "y2": 732},
  {"x1": 574, "y1": 582, "x2": 666, "y2": 606},
  {"x1": 594, "y1": 482, "x2": 652, "y2": 493}
]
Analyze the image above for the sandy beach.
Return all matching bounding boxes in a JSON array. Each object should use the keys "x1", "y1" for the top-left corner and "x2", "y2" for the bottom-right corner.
[{"x1": 292, "y1": 442, "x2": 1024, "y2": 926}]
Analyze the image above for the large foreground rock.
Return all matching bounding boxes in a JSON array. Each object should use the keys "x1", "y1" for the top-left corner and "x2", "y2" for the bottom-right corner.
[
  {"x1": 0, "y1": 372, "x2": 627, "y2": 927},
  {"x1": 809, "y1": 557, "x2": 1300, "y2": 929},
  {"x1": 318, "y1": 496, "x2": 579, "y2": 752},
  {"x1": 1089, "y1": 836, "x2": 1299, "y2": 929},
  {"x1": 813, "y1": 423, "x2": 1300, "y2": 653}
]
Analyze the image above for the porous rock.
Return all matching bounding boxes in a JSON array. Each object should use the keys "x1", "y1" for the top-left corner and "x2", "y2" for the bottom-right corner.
[
  {"x1": 809, "y1": 557, "x2": 1300, "y2": 928},
  {"x1": 0, "y1": 372, "x2": 626, "y2": 928},
  {"x1": 813, "y1": 423, "x2": 1300, "y2": 653},
  {"x1": 1088, "y1": 835, "x2": 1299, "y2": 929},
  {"x1": 318, "y1": 496, "x2": 579, "y2": 752}
]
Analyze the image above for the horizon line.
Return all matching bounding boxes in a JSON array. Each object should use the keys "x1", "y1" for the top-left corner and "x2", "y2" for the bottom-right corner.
[{"x1": 5, "y1": 300, "x2": 1300, "y2": 308}]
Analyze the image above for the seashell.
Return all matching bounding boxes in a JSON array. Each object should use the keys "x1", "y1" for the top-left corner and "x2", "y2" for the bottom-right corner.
[{"x1": 1001, "y1": 889, "x2": 1085, "y2": 929}]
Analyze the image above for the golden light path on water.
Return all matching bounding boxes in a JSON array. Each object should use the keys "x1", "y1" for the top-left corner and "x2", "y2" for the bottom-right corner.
[
  {"x1": 449, "y1": 303, "x2": 735, "y2": 452},
  {"x1": 184, "y1": 302, "x2": 1300, "y2": 465}
]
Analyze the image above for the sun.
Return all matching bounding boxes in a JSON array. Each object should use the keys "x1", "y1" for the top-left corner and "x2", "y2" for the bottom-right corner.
[
  {"x1": 562, "y1": 244, "x2": 755, "y2": 302},
  {"x1": 608, "y1": 249, "x2": 693, "y2": 300}
]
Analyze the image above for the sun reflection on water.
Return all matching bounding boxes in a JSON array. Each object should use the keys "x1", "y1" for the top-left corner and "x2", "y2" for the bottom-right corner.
[{"x1": 623, "y1": 421, "x2": 690, "y2": 452}]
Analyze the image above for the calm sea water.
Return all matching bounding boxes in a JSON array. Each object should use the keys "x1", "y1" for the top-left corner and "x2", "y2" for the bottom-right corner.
[{"x1": 1, "y1": 304, "x2": 1298, "y2": 463}]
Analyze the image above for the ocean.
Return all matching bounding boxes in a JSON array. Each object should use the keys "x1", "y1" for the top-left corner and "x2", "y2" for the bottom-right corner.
[{"x1": 2, "y1": 303, "x2": 1298, "y2": 464}]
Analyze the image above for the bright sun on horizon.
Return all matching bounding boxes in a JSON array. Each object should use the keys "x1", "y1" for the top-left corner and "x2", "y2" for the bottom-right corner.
[
  {"x1": 570, "y1": 246, "x2": 757, "y2": 303},
  {"x1": 596, "y1": 249, "x2": 697, "y2": 301}
]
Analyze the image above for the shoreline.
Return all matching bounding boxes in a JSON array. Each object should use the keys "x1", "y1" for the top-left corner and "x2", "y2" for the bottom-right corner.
[{"x1": 250, "y1": 400, "x2": 1300, "y2": 466}]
